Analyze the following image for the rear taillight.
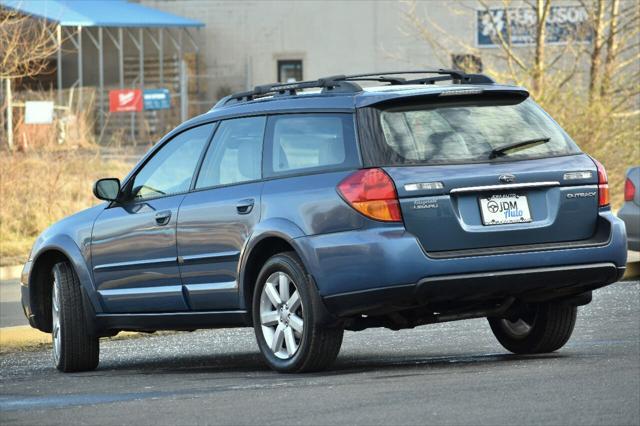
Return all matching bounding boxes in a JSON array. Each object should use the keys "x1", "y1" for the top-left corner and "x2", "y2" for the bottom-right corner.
[
  {"x1": 592, "y1": 158, "x2": 610, "y2": 207},
  {"x1": 624, "y1": 177, "x2": 636, "y2": 202},
  {"x1": 337, "y1": 168, "x2": 402, "y2": 222}
]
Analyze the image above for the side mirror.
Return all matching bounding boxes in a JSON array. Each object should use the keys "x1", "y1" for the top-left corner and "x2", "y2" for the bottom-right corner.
[{"x1": 93, "y1": 178, "x2": 121, "y2": 202}]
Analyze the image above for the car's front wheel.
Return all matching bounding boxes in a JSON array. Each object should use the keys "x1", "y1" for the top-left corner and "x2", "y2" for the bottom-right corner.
[
  {"x1": 488, "y1": 302, "x2": 577, "y2": 354},
  {"x1": 252, "y1": 252, "x2": 343, "y2": 373},
  {"x1": 52, "y1": 262, "x2": 99, "y2": 372}
]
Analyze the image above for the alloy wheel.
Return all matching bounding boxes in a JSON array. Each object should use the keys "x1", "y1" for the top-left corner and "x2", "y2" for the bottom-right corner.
[
  {"x1": 259, "y1": 271, "x2": 304, "y2": 359},
  {"x1": 500, "y1": 318, "x2": 533, "y2": 338},
  {"x1": 52, "y1": 277, "x2": 62, "y2": 363}
]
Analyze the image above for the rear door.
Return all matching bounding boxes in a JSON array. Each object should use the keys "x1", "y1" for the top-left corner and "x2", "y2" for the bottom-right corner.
[
  {"x1": 176, "y1": 117, "x2": 266, "y2": 310},
  {"x1": 359, "y1": 95, "x2": 600, "y2": 254}
]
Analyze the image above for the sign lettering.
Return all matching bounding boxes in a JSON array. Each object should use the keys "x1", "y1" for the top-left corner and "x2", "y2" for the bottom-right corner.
[
  {"x1": 109, "y1": 89, "x2": 143, "y2": 112},
  {"x1": 477, "y1": 6, "x2": 591, "y2": 47}
]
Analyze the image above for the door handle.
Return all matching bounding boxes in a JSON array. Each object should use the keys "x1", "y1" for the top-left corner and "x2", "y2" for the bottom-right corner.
[
  {"x1": 236, "y1": 198, "x2": 255, "y2": 215},
  {"x1": 155, "y1": 210, "x2": 172, "y2": 226}
]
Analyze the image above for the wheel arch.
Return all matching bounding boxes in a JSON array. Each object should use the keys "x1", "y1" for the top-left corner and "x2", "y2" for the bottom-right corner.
[
  {"x1": 29, "y1": 249, "x2": 69, "y2": 332},
  {"x1": 29, "y1": 237, "x2": 100, "y2": 332},
  {"x1": 238, "y1": 218, "x2": 312, "y2": 319},
  {"x1": 239, "y1": 235, "x2": 303, "y2": 320},
  {"x1": 238, "y1": 221, "x2": 338, "y2": 326}
]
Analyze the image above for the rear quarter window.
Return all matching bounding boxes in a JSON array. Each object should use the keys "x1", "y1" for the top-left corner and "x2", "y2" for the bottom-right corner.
[{"x1": 264, "y1": 113, "x2": 360, "y2": 177}]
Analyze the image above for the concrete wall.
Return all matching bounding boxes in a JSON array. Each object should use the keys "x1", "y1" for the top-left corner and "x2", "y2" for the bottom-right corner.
[
  {"x1": 138, "y1": 0, "x2": 588, "y2": 103},
  {"x1": 140, "y1": 0, "x2": 476, "y2": 96}
]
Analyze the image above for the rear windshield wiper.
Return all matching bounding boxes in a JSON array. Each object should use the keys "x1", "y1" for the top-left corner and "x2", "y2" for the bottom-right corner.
[{"x1": 489, "y1": 137, "x2": 551, "y2": 159}]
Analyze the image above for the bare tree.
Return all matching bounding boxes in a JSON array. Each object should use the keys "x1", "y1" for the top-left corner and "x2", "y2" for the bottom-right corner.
[
  {"x1": 581, "y1": 0, "x2": 640, "y2": 109},
  {"x1": 400, "y1": 0, "x2": 639, "y2": 207},
  {"x1": 585, "y1": 0, "x2": 607, "y2": 102},
  {"x1": 401, "y1": 0, "x2": 581, "y2": 101},
  {"x1": 532, "y1": 0, "x2": 552, "y2": 95},
  {"x1": 600, "y1": 0, "x2": 620, "y2": 98},
  {"x1": 0, "y1": 7, "x2": 60, "y2": 149},
  {"x1": 0, "y1": 8, "x2": 59, "y2": 80},
  {"x1": 402, "y1": 0, "x2": 638, "y2": 108}
]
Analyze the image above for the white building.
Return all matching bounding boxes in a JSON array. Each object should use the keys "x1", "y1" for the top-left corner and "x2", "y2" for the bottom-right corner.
[{"x1": 141, "y1": 0, "x2": 592, "y2": 102}]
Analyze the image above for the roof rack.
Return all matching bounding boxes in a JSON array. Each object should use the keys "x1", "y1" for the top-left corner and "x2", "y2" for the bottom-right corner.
[{"x1": 214, "y1": 69, "x2": 495, "y2": 108}]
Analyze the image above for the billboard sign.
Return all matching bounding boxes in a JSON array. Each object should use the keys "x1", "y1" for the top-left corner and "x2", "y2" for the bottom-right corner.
[
  {"x1": 477, "y1": 5, "x2": 591, "y2": 47},
  {"x1": 24, "y1": 101, "x2": 54, "y2": 124},
  {"x1": 109, "y1": 89, "x2": 143, "y2": 112},
  {"x1": 143, "y1": 89, "x2": 171, "y2": 110}
]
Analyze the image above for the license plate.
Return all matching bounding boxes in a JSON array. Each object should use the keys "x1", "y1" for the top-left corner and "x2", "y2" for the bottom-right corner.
[{"x1": 479, "y1": 193, "x2": 532, "y2": 225}]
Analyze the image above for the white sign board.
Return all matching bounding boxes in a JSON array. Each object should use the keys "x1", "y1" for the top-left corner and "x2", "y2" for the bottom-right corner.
[{"x1": 25, "y1": 101, "x2": 54, "y2": 124}]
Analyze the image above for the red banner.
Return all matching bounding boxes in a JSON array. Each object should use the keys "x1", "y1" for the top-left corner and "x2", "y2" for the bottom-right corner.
[{"x1": 109, "y1": 89, "x2": 143, "y2": 112}]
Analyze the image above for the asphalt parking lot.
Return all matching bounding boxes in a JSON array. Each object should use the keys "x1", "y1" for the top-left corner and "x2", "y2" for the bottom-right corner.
[{"x1": 1, "y1": 280, "x2": 638, "y2": 425}]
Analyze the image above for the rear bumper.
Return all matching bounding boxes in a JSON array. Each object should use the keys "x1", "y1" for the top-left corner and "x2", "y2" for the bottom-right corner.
[
  {"x1": 295, "y1": 211, "x2": 627, "y2": 317},
  {"x1": 323, "y1": 263, "x2": 623, "y2": 316}
]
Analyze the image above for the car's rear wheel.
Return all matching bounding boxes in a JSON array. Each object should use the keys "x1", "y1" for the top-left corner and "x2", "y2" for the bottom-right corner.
[
  {"x1": 52, "y1": 262, "x2": 99, "y2": 372},
  {"x1": 488, "y1": 302, "x2": 577, "y2": 354},
  {"x1": 252, "y1": 252, "x2": 343, "y2": 373}
]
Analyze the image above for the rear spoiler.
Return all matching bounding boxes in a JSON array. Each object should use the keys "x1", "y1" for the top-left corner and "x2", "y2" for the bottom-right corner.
[{"x1": 357, "y1": 86, "x2": 530, "y2": 109}]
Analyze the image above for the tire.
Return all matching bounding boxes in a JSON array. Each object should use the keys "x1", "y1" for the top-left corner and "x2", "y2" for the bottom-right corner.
[
  {"x1": 51, "y1": 262, "x2": 99, "y2": 372},
  {"x1": 488, "y1": 302, "x2": 577, "y2": 354},
  {"x1": 252, "y1": 252, "x2": 343, "y2": 373}
]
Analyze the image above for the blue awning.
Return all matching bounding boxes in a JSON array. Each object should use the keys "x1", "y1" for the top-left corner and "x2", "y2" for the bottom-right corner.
[{"x1": 0, "y1": 0, "x2": 204, "y2": 27}]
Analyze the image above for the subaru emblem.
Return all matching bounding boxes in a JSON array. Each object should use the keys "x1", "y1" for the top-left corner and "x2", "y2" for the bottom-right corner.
[{"x1": 499, "y1": 174, "x2": 516, "y2": 183}]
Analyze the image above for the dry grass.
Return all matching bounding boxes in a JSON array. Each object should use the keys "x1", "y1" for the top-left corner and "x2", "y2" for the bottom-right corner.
[{"x1": 0, "y1": 149, "x2": 131, "y2": 266}]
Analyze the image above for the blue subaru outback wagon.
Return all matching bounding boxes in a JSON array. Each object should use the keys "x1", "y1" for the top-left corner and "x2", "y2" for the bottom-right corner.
[{"x1": 21, "y1": 70, "x2": 627, "y2": 373}]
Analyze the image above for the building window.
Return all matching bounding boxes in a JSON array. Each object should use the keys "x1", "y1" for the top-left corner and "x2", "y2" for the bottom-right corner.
[{"x1": 277, "y1": 60, "x2": 303, "y2": 83}]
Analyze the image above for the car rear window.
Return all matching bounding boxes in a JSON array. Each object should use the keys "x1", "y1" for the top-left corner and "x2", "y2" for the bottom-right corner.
[{"x1": 362, "y1": 98, "x2": 580, "y2": 166}]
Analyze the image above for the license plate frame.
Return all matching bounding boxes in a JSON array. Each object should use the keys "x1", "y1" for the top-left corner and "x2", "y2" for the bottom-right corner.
[{"x1": 479, "y1": 193, "x2": 532, "y2": 226}]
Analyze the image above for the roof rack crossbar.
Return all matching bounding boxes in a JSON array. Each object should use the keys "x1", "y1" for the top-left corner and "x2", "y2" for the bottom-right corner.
[
  {"x1": 343, "y1": 76, "x2": 408, "y2": 84},
  {"x1": 222, "y1": 76, "x2": 359, "y2": 106},
  {"x1": 335, "y1": 69, "x2": 467, "y2": 81},
  {"x1": 331, "y1": 70, "x2": 494, "y2": 85}
]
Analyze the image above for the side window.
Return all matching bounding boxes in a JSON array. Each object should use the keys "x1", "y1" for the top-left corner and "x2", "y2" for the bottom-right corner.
[
  {"x1": 195, "y1": 116, "x2": 266, "y2": 189},
  {"x1": 131, "y1": 124, "x2": 213, "y2": 200},
  {"x1": 265, "y1": 113, "x2": 358, "y2": 177}
]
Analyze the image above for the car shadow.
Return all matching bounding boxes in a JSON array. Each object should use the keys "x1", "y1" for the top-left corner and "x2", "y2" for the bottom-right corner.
[
  {"x1": 329, "y1": 351, "x2": 571, "y2": 377},
  {"x1": 93, "y1": 350, "x2": 572, "y2": 377}
]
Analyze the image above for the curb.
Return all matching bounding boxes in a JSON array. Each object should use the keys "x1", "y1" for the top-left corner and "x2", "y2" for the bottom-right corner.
[
  {"x1": 624, "y1": 261, "x2": 640, "y2": 280},
  {"x1": 0, "y1": 325, "x2": 145, "y2": 354},
  {"x1": 0, "y1": 326, "x2": 50, "y2": 353},
  {"x1": 625, "y1": 250, "x2": 640, "y2": 279},
  {"x1": 0, "y1": 265, "x2": 22, "y2": 281}
]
